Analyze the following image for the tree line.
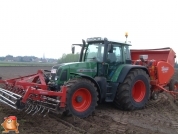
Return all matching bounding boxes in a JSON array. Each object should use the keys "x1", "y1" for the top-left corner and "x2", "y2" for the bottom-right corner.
[{"x1": 57, "y1": 53, "x2": 80, "y2": 64}]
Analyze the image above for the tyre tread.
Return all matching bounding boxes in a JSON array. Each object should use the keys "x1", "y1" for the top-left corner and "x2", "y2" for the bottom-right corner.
[{"x1": 114, "y1": 69, "x2": 150, "y2": 110}]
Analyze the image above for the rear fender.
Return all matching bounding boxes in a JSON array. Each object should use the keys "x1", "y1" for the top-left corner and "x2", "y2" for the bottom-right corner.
[
  {"x1": 111, "y1": 65, "x2": 149, "y2": 83},
  {"x1": 70, "y1": 72, "x2": 101, "y2": 100},
  {"x1": 109, "y1": 65, "x2": 149, "y2": 100}
]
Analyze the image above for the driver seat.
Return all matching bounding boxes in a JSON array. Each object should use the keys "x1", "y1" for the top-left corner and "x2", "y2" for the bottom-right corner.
[{"x1": 107, "y1": 53, "x2": 116, "y2": 63}]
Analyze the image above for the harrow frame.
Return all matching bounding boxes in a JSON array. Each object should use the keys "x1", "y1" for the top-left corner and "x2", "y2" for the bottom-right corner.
[{"x1": 0, "y1": 70, "x2": 67, "y2": 115}]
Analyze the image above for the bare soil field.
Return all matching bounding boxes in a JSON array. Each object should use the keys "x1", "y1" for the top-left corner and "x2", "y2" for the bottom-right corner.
[{"x1": 0, "y1": 66, "x2": 178, "y2": 134}]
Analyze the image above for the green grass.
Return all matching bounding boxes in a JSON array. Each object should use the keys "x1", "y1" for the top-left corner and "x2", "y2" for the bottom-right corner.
[
  {"x1": 0, "y1": 126, "x2": 4, "y2": 132},
  {"x1": 0, "y1": 61, "x2": 56, "y2": 67}
]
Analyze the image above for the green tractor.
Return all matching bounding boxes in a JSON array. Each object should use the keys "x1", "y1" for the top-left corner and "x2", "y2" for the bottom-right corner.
[{"x1": 48, "y1": 37, "x2": 150, "y2": 118}]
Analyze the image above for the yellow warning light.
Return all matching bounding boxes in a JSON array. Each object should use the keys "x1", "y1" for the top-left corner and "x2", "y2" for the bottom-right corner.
[{"x1": 125, "y1": 32, "x2": 128, "y2": 38}]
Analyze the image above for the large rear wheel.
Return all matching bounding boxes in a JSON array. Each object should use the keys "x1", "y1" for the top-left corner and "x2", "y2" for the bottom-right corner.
[
  {"x1": 64, "y1": 78, "x2": 98, "y2": 118},
  {"x1": 169, "y1": 79, "x2": 178, "y2": 91},
  {"x1": 114, "y1": 69, "x2": 150, "y2": 110}
]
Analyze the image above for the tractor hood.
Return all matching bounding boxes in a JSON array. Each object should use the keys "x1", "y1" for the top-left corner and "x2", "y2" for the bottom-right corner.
[
  {"x1": 68, "y1": 62, "x2": 97, "y2": 76},
  {"x1": 51, "y1": 62, "x2": 98, "y2": 79}
]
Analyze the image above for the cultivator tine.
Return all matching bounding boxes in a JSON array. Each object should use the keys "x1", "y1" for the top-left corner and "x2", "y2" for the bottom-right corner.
[
  {"x1": 25, "y1": 104, "x2": 32, "y2": 112},
  {"x1": 20, "y1": 91, "x2": 25, "y2": 96},
  {"x1": 38, "y1": 105, "x2": 42, "y2": 111},
  {"x1": 27, "y1": 105, "x2": 34, "y2": 114},
  {"x1": 11, "y1": 88, "x2": 16, "y2": 93},
  {"x1": 40, "y1": 106, "x2": 46, "y2": 115},
  {"x1": 37, "y1": 106, "x2": 42, "y2": 115},
  {"x1": 27, "y1": 104, "x2": 36, "y2": 114},
  {"x1": 43, "y1": 109, "x2": 50, "y2": 117},
  {"x1": 32, "y1": 105, "x2": 42, "y2": 116},
  {"x1": 17, "y1": 90, "x2": 22, "y2": 94},
  {"x1": 0, "y1": 84, "x2": 61, "y2": 117},
  {"x1": 30, "y1": 105, "x2": 38, "y2": 115}
]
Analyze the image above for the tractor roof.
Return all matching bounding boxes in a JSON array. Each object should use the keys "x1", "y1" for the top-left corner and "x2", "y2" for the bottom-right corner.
[{"x1": 86, "y1": 37, "x2": 132, "y2": 46}]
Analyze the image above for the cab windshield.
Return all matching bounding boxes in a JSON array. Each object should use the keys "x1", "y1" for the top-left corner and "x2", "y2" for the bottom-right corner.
[{"x1": 84, "y1": 43, "x2": 104, "y2": 62}]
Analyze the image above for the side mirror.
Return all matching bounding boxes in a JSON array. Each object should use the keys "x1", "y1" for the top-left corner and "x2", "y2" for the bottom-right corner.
[
  {"x1": 71, "y1": 45, "x2": 75, "y2": 54},
  {"x1": 108, "y1": 44, "x2": 113, "y2": 53}
]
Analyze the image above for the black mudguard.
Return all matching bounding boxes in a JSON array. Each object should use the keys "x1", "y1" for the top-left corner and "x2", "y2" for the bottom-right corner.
[
  {"x1": 117, "y1": 65, "x2": 149, "y2": 83},
  {"x1": 107, "y1": 65, "x2": 150, "y2": 102},
  {"x1": 70, "y1": 73, "x2": 102, "y2": 101}
]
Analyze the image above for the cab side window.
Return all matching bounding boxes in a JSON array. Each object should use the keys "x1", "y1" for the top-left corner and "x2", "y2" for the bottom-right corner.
[
  {"x1": 113, "y1": 46, "x2": 122, "y2": 62},
  {"x1": 124, "y1": 46, "x2": 131, "y2": 60},
  {"x1": 107, "y1": 45, "x2": 122, "y2": 63},
  {"x1": 124, "y1": 46, "x2": 131, "y2": 64}
]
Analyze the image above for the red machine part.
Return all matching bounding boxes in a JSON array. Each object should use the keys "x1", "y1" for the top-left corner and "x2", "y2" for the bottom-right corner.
[
  {"x1": 21, "y1": 86, "x2": 66, "y2": 107},
  {"x1": 130, "y1": 47, "x2": 178, "y2": 99},
  {"x1": 1, "y1": 70, "x2": 48, "y2": 90},
  {"x1": 156, "y1": 61, "x2": 174, "y2": 85},
  {"x1": 0, "y1": 70, "x2": 67, "y2": 108}
]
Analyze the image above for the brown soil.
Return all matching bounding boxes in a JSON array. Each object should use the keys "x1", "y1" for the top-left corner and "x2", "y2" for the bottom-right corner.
[{"x1": 0, "y1": 66, "x2": 178, "y2": 134}]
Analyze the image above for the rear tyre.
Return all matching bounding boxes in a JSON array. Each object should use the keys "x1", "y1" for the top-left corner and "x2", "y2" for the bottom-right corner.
[
  {"x1": 169, "y1": 79, "x2": 178, "y2": 91},
  {"x1": 64, "y1": 78, "x2": 98, "y2": 118},
  {"x1": 114, "y1": 69, "x2": 150, "y2": 110}
]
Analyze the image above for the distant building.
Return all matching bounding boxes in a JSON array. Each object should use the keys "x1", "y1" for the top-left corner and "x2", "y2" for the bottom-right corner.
[
  {"x1": 13, "y1": 56, "x2": 22, "y2": 62},
  {"x1": 5, "y1": 55, "x2": 13, "y2": 61}
]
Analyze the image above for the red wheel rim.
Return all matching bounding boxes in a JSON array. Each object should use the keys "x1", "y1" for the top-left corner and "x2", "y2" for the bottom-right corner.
[
  {"x1": 72, "y1": 88, "x2": 92, "y2": 112},
  {"x1": 132, "y1": 80, "x2": 146, "y2": 102},
  {"x1": 174, "y1": 85, "x2": 178, "y2": 92}
]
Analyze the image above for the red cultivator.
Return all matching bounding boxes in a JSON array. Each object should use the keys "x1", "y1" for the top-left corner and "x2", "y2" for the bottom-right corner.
[{"x1": 0, "y1": 70, "x2": 67, "y2": 116}]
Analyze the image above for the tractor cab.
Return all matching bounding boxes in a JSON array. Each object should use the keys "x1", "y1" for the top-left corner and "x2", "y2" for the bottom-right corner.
[{"x1": 72, "y1": 37, "x2": 132, "y2": 79}]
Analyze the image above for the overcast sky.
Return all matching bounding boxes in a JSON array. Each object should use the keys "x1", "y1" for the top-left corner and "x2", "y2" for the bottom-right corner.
[{"x1": 0, "y1": 0, "x2": 178, "y2": 59}]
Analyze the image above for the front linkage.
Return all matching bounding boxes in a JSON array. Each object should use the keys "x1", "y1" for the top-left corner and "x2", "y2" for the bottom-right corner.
[{"x1": 0, "y1": 70, "x2": 67, "y2": 117}]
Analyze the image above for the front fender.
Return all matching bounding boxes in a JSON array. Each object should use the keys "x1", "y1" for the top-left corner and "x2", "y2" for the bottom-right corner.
[{"x1": 70, "y1": 72, "x2": 101, "y2": 100}]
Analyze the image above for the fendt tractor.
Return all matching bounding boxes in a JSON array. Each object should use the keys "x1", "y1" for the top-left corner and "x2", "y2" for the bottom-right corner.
[{"x1": 0, "y1": 34, "x2": 178, "y2": 118}]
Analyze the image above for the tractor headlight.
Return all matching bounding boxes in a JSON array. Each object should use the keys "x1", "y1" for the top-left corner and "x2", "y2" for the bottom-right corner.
[
  {"x1": 51, "y1": 69, "x2": 57, "y2": 73},
  {"x1": 55, "y1": 76, "x2": 58, "y2": 80}
]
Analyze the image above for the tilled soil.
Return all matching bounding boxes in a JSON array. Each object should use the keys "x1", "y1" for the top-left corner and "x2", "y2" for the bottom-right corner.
[{"x1": 0, "y1": 66, "x2": 178, "y2": 134}]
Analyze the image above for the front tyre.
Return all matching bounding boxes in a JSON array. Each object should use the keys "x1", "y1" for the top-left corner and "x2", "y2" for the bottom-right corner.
[
  {"x1": 114, "y1": 69, "x2": 150, "y2": 110},
  {"x1": 64, "y1": 78, "x2": 98, "y2": 118}
]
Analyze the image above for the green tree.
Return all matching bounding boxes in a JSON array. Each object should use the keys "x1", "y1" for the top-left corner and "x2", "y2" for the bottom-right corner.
[{"x1": 58, "y1": 53, "x2": 80, "y2": 64}]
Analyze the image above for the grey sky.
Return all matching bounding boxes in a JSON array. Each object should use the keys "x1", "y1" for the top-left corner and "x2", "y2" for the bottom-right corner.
[{"x1": 0, "y1": 0, "x2": 178, "y2": 59}]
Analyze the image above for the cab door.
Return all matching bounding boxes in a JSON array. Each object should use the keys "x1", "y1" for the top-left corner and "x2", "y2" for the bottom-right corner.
[{"x1": 107, "y1": 44, "x2": 123, "y2": 79}]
